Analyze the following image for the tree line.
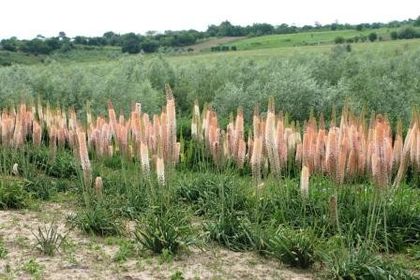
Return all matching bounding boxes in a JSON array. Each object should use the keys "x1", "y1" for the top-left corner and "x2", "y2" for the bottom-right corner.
[{"x1": 1, "y1": 17, "x2": 420, "y2": 55}]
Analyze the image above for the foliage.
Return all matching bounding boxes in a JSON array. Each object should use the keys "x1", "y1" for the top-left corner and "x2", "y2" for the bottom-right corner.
[
  {"x1": 0, "y1": 179, "x2": 29, "y2": 209},
  {"x1": 1, "y1": 45, "x2": 420, "y2": 124},
  {"x1": 0, "y1": 238, "x2": 7, "y2": 259},
  {"x1": 267, "y1": 226, "x2": 317, "y2": 268},
  {"x1": 22, "y1": 258, "x2": 43, "y2": 279},
  {"x1": 25, "y1": 176, "x2": 57, "y2": 200},
  {"x1": 3, "y1": 18, "x2": 417, "y2": 56},
  {"x1": 368, "y1": 32, "x2": 378, "y2": 42},
  {"x1": 206, "y1": 212, "x2": 255, "y2": 251},
  {"x1": 69, "y1": 201, "x2": 122, "y2": 236},
  {"x1": 113, "y1": 240, "x2": 136, "y2": 262},
  {"x1": 321, "y1": 246, "x2": 416, "y2": 279},
  {"x1": 134, "y1": 205, "x2": 193, "y2": 255},
  {"x1": 121, "y1": 33, "x2": 141, "y2": 54}
]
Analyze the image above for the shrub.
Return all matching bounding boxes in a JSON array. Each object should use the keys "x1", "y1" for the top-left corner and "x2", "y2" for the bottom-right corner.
[
  {"x1": 334, "y1": 36, "x2": 345, "y2": 44},
  {"x1": 398, "y1": 27, "x2": 418, "y2": 39},
  {"x1": 391, "y1": 31, "x2": 398, "y2": 40},
  {"x1": 368, "y1": 32, "x2": 378, "y2": 42}
]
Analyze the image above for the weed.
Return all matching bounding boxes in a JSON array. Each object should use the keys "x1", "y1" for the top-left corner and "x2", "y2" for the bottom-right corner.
[
  {"x1": 0, "y1": 238, "x2": 8, "y2": 259},
  {"x1": 159, "y1": 248, "x2": 174, "y2": 263},
  {"x1": 22, "y1": 259, "x2": 43, "y2": 279},
  {"x1": 113, "y1": 241, "x2": 135, "y2": 262},
  {"x1": 32, "y1": 223, "x2": 67, "y2": 256},
  {"x1": 170, "y1": 270, "x2": 185, "y2": 280}
]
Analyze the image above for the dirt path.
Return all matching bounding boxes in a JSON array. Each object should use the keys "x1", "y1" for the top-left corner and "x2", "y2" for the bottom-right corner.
[{"x1": 0, "y1": 203, "x2": 313, "y2": 279}]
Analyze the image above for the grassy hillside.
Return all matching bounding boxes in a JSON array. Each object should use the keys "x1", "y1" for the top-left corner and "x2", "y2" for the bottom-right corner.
[
  {"x1": 221, "y1": 27, "x2": 419, "y2": 50},
  {"x1": 170, "y1": 38, "x2": 420, "y2": 63},
  {"x1": 2, "y1": 28, "x2": 420, "y2": 66}
]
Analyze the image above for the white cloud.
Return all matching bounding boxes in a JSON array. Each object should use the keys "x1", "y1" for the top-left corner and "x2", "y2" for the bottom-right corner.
[{"x1": 1, "y1": 0, "x2": 419, "y2": 39}]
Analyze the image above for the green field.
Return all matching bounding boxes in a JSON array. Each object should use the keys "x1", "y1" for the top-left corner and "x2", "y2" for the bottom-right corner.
[
  {"x1": 221, "y1": 27, "x2": 420, "y2": 50},
  {"x1": 170, "y1": 38, "x2": 420, "y2": 63}
]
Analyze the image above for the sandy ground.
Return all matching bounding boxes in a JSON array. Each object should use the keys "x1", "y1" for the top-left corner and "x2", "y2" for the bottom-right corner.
[{"x1": 0, "y1": 203, "x2": 313, "y2": 280}]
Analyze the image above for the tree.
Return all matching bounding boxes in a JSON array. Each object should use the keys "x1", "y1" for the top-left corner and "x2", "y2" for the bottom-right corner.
[
  {"x1": 73, "y1": 36, "x2": 88, "y2": 45},
  {"x1": 59, "y1": 31, "x2": 67, "y2": 40},
  {"x1": 140, "y1": 39, "x2": 159, "y2": 53},
  {"x1": 21, "y1": 39, "x2": 51, "y2": 55},
  {"x1": 121, "y1": 33, "x2": 141, "y2": 54},
  {"x1": 368, "y1": 32, "x2": 377, "y2": 42},
  {"x1": 0, "y1": 37, "x2": 19, "y2": 52},
  {"x1": 103, "y1": 32, "x2": 121, "y2": 46},
  {"x1": 398, "y1": 27, "x2": 417, "y2": 39},
  {"x1": 415, "y1": 16, "x2": 420, "y2": 27},
  {"x1": 45, "y1": 37, "x2": 61, "y2": 51}
]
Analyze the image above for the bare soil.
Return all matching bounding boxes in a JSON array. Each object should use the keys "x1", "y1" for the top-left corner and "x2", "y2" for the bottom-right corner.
[{"x1": 0, "y1": 203, "x2": 314, "y2": 279}]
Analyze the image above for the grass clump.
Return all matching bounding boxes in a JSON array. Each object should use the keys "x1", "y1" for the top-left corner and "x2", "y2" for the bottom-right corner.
[
  {"x1": 69, "y1": 201, "x2": 121, "y2": 236},
  {"x1": 113, "y1": 240, "x2": 136, "y2": 262},
  {"x1": 267, "y1": 226, "x2": 317, "y2": 268},
  {"x1": 135, "y1": 205, "x2": 193, "y2": 255},
  {"x1": 321, "y1": 246, "x2": 416, "y2": 279},
  {"x1": 25, "y1": 176, "x2": 57, "y2": 200},
  {"x1": 0, "y1": 179, "x2": 30, "y2": 209},
  {"x1": 206, "y1": 211, "x2": 255, "y2": 251},
  {"x1": 30, "y1": 148, "x2": 77, "y2": 179},
  {"x1": 32, "y1": 223, "x2": 67, "y2": 256}
]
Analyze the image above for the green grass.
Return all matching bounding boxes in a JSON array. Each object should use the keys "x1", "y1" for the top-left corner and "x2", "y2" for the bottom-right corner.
[
  {"x1": 0, "y1": 45, "x2": 122, "y2": 66},
  {"x1": 0, "y1": 50, "x2": 45, "y2": 66},
  {"x1": 221, "y1": 26, "x2": 420, "y2": 50},
  {"x1": 168, "y1": 38, "x2": 420, "y2": 63}
]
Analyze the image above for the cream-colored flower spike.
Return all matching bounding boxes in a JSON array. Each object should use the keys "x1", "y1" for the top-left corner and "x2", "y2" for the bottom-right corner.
[
  {"x1": 300, "y1": 165, "x2": 310, "y2": 198},
  {"x1": 12, "y1": 163, "x2": 19, "y2": 176}
]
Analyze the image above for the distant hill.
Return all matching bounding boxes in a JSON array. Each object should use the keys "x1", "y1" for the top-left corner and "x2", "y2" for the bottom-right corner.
[{"x1": 210, "y1": 26, "x2": 420, "y2": 51}]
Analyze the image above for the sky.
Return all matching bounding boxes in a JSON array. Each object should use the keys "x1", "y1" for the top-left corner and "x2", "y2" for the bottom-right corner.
[{"x1": 1, "y1": 0, "x2": 419, "y2": 39}]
